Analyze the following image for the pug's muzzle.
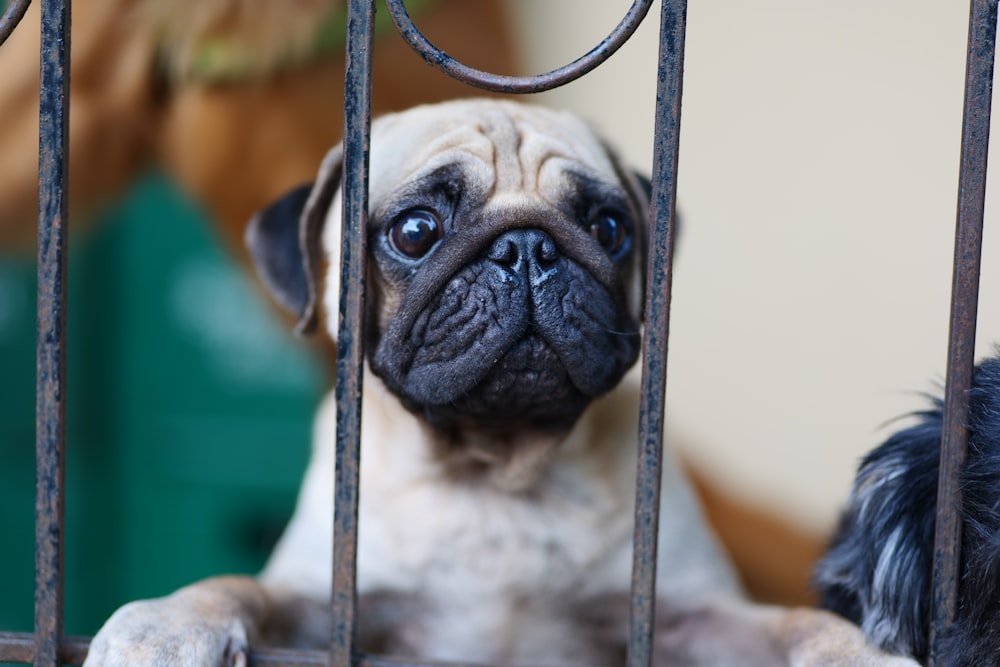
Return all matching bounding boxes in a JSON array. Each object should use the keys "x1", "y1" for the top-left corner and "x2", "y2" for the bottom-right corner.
[{"x1": 371, "y1": 208, "x2": 640, "y2": 433}]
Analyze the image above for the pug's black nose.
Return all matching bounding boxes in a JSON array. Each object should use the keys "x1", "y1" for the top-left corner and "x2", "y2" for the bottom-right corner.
[{"x1": 487, "y1": 229, "x2": 559, "y2": 272}]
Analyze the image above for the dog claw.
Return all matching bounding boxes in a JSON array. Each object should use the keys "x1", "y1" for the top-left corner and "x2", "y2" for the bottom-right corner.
[{"x1": 224, "y1": 636, "x2": 248, "y2": 667}]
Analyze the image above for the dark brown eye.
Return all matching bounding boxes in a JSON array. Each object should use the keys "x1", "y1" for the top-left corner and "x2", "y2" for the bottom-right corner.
[
  {"x1": 388, "y1": 209, "x2": 443, "y2": 259},
  {"x1": 589, "y1": 212, "x2": 629, "y2": 257}
]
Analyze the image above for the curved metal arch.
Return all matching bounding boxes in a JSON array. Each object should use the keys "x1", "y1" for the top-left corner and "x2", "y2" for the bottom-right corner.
[
  {"x1": 0, "y1": 0, "x2": 30, "y2": 47},
  {"x1": 385, "y1": 0, "x2": 655, "y2": 94}
]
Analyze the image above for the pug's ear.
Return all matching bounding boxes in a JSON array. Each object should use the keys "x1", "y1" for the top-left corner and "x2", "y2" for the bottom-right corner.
[
  {"x1": 246, "y1": 144, "x2": 344, "y2": 336},
  {"x1": 628, "y1": 170, "x2": 682, "y2": 246},
  {"x1": 599, "y1": 142, "x2": 653, "y2": 323},
  {"x1": 632, "y1": 170, "x2": 652, "y2": 205}
]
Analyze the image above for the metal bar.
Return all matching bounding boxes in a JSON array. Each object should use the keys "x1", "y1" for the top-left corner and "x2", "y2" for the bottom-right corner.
[
  {"x1": 0, "y1": 631, "x2": 33, "y2": 663},
  {"x1": 251, "y1": 647, "x2": 331, "y2": 666},
  {"x1": 250, "y1": 648, "x2": 496, "y2": 667},
  {"x1": 330, "y1": 0, "x2": 375, "y2": 665},
  {"x1": 357, "y1": 655, "x2": 493, "y2": 667},
  {"x1": 0, "y1": 638, "x2": 507, "y2": 667},
  {"x1": 0, "y1": 634, "x2": 503, "y2": 667},
  {"x1": 0, "y1": 632, "x2": 90, "y2": 665},
  {"x1": 626, "y1": 1, "x2": 687, "y2": 666},
  {"x1": 929, "y1": 0, "x2": 998, "y2": 663},
  {"x1": 0, "y1": 0, "x2": 31, "y2": 46},
  {"x1": 384, "y1": 0, "x2": 653, "y2": 94},
  {"x1": 35, "y1": 0, "x2": 71, "y2": 665},
  {"x1": 0, "y1": 634, "x2": 502, "y2": 667}
]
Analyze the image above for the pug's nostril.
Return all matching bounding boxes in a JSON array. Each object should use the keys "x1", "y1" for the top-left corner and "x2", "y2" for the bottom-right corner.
[
  {"x1": 489, "y1": 238, "x2": 520, "y2": 267},
  {"x1": 536, "y1": 237, "x2": 558, "y2": 268},
  {"x1": 488, "y1": 229, "x2": 559, "y2": 272}
]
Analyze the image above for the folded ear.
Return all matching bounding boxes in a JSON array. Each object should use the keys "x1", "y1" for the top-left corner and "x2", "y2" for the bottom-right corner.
[
  {"x1": 245, "y1": 144, "x2": 344, "y2": 336},
  {"x1": 629, "y1": 170, "x2": 682, "y2": 248},
  {"x1": 632, "y1": 170, "x2": 653, "y2": 205},
  {"x1": 600, "y1": 139, "x2": 689, "y2": 326},
  {"x1": 600, "y1": 142, "x2": 653, "y2": 323}
]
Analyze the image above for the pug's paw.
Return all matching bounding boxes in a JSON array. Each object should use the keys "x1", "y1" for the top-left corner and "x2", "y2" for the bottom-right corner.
[
  {"x1": 782, "y1": 608, "x2": 920, "y2": 667},
  {"x1": 84, "y1": 592, "x2": 249, "y2": 667}
]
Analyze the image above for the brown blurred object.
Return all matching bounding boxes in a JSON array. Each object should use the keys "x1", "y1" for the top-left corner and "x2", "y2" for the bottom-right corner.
[
  {"x1": 689, "y1": 465, "x2": 825, "y2": 606},
  {"x1": 0, "y1": 0, "x2": 516, "y2": 254},
  {"x1": 0, "y1": 0, "x2": 825, "y2": 610}
]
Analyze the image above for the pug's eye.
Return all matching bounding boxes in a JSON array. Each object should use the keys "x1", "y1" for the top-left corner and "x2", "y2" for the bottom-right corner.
[
  {"x1": 589, "y1": 212, "x2": 630, "y2": 257},
  {"x1": 388, "y1": 209, "x2": 443, "y2": 259}
]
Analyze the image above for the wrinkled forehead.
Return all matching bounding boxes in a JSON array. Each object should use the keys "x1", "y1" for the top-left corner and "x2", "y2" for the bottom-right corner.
[{"x1": 367, "y1": 102, "x2": 618, "y2": 203}]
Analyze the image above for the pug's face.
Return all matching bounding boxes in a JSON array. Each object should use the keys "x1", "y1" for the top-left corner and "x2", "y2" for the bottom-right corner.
[{"x1": 249, "y1": 100, "x2": 649, "y2": 439}]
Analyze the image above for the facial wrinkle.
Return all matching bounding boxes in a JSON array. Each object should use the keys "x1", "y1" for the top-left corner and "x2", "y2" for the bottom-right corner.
[
  {"x1": 518, "y1": 125, "x2": 581, "y2": 200},
  {"x1": 479, "y1": 109, "x2": 523, "y2": 194}
]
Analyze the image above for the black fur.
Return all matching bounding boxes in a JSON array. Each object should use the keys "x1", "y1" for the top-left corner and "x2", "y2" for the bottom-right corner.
[
  {"x1": 368, "y1": 169, "x2": 643, "y2": 433},
  {"x1": 245, "y1": 183, "x2": 314, "y2": 318},
  {"x1": 815, "y1": 355, "x2": 1000, "y2": 664}
]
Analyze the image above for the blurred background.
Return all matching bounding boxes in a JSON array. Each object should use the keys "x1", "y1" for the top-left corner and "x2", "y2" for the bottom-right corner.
[
  {"x1": 515, "y1": 0, "x2": 1000, "y2": 533},
  {"x1": 1, "y1": 0, "x2": 997, "y2": 644}
]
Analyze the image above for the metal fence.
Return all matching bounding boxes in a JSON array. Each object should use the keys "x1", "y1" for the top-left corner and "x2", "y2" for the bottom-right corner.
[{"x1": 0, "y1": 0, "x2": 994, "y2": 665}]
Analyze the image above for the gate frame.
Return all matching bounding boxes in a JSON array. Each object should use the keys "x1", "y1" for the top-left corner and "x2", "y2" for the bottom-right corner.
[{"x1": 0, "y1": 0, "x2": 994, "y2": 665}]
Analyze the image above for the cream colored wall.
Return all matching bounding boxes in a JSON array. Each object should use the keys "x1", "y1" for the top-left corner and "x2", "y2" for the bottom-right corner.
[{"x1": 508, "y1": 0, "x2": 1000, "y2": 530}]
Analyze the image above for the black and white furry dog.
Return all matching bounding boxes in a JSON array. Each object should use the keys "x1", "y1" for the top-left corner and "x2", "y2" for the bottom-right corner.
[{"x1": 815, "y1": 354, "x2": 1000, "y2": 664}]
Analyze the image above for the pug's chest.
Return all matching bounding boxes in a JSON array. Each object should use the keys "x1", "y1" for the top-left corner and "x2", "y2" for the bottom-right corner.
[
  {"x1": 374, "y1": 590, "x2": 625, "y2": 664},
  {"x1": 356, "y1": 476, "x2": 632, "y2": 660}
]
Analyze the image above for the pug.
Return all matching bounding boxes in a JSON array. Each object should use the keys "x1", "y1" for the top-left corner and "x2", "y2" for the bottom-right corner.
[{"x1": 84, "y1": 99, "x2": 915, "y2": 666}]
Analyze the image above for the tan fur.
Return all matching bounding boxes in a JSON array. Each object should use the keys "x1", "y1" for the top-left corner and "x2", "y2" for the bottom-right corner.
[
  {"x1": 0, "y1": 0, "x2": 829, "y2": 604},
  {"x1": 84, "y1": 101, "x2": 916, "y2": 667}
]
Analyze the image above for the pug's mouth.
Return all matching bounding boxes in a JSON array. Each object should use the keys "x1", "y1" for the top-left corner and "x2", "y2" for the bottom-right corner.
[
  {"x1": 370, "y1": 294, "x2": 633, "y2": 435},
  {"x1": 414, "y1": 332, "x2": 592, "y2": 434},
  {"x1": 368, "y1": 230, "x2": 641, "y2": 433}
]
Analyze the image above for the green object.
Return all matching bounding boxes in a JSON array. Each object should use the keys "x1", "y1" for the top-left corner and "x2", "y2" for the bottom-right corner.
[
  {"x1": 184, "y1": 0, "x2": 435, "y2": 83},
  {"x1": 0, "y1": 174, "x2": 322, "y2": 639}
]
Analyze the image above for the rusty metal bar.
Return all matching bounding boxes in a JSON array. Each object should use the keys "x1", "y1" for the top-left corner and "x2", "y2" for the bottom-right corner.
[
  {"x1": 0, "y1": 632, "x2": 33, "y2": 663},
  {"x1": 330, "y1": 0, "x2": 375, "y2": 665},
  {"x1": 928, "y1": 0, "x2": 998, "y2": 663},
  {"x1": 0, "y1": 632, "x2": 90, "y2": 665},
  {"x1": 384, "y1": 0, "x2": 653, "y2": 94},
  {"x1": 34, "y1": 0, "x2": 71, "y2": 665},
  {"x1": 626, "y1": 1, "x2": 687, "y2": 666},
  {"x1": 0, "y1": 633, "x2": 502, "y2": 667},
  {"x1": 0, "y1": 0, "x2": 30, "y2": 46},
  {"x1": 251, "y1": 647, "x2": 496, "y2": 667},
  {"x1": 357, "y1": 654, "x2": 491, "y2": 667}
]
